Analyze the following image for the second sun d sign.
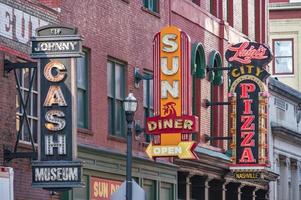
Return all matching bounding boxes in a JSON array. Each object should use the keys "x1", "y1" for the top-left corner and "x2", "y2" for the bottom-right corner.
[
  {"x1": 31, "y1": 25, "x2": 83, "y2": 190},
  {"x1": 226, "y1": 41, "x2": 272, "y2": 178}
]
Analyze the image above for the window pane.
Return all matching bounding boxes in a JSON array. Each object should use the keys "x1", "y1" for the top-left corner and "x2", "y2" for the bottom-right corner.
[
  {"x1": 275, "y1": 40, "x2": 292, "y2": 57},
  {"x1": 23, "y1": 121, "x2": 30, "y2": 141},
  {"x1": 77, "y1": 52, "x2": 87, "y2": 89},
  {"x1": 33, "y1": 69, "x2": 37, "y2": 91},
  {"x1": 16, "y1": 115, "x2": 20, "y2": 132},
  {"x1": 77, "y1": 89, "x2": 86, "y2": 128},
  {"x1": 16, "y1": 65, "x2": 38, "y2": 143},
  {"x1": 150, "y1": 79, "x2": 153, "y2": 108},
  {"x1": 275, "y1": 57, "x2": 293, "y2": 74},
  {"x1": 16, "y1": 94, "x2": 20, "y2": 113},
  {"x1": 153, "y1": 0, "x2": 158, "y2": 12},
  {"x1": 143, "y1": 73, "x2": 153, "y2": 109},
  {"x1": 107, "y1": 59, "x2": 125, "y2": 137},
  {"x1": 32, "y1": 119, "x2": 37, "y2": 143},
  {"x1": 115, "y1": 63, "x2": 123, "y2": 100},
  {"x1": 107, "y1": 61, "x2": 113, "y2": 97},
  {"x1": 32, "y1": 93, "x2": 38, "y2": 116},
  {"x1": 115, "y1": 100, "x2": 122, "y2": 135},
  {"x1": 23, "y1": 68, "x2": 30, "y2": 89},
  {"x1": 143, "y1": 79, "x2": 147, "y2": 107},
  {"x1": 108, "y1": 98, "x2": 113, "y2": 134},
  {"x1": 143, "y1": 179, "x2": 156, "y2": 200},
  {"x1": 77, "y1": 49, "x2": 89, "y2": 128},
  {"x1": 144, "y1": 0, "x2": 149, "y2": 8},
  {"x1": 160, "y1": 183, "x2": 173, "y2": 200},
  {"x1": 150, "y1": 0, "x2": 154, "y2": 10}
]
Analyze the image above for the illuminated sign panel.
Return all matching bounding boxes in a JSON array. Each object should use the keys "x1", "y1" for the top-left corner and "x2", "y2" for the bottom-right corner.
[
  {"x1": 233, "y1": 171, "x2": 260, "y2": 180},
  {"x1": 31, "y1": 25, "x2": 83, "y2": 189},
  {"x1": 90, "y1": 177, "x2": 122, "y2": 200},
  {"x1": 226, "y1": 42, "x2": 272, "y2": 176},
  {"x1": 146, "y1": 26, "x2": 198, "y2": 159}
]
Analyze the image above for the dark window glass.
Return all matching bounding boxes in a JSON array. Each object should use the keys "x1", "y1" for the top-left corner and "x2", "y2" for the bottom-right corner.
[
  {"x1": 143, "y1": 71, "x2": 153, "y2": 142},
  {"x1": 15, "y1": 59, "x2": 38, "y2": 143},
  {"x1": 77, "y1": 49, "x2": 89, "y2": 128},
  {"x1": 144, "y1": 0, "x2": 159, "y2": 13},
  {"x1": 143, "y1": 179, "x2": 156, "y2": 200},
  {"x1": 160, "y1": 182, "x2": 174, "y2": 200},
  {"x1": 107, "y1": 60, "x2": 126, "y2": 136}
]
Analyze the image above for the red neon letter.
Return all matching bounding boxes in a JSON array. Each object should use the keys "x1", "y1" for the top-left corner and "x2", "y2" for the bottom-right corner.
[
  {"x1": 240, "y1": 83, "x2": 255, "y2": 98},
  {"x1": 241, "y1": 132, "x2": 255, "y2": 147},
  {"x1": 243, "y1": 99, "x2": 253, "y2": 114},
  {"x1": 241, "y1": 115, "x2": 255, "y2": 131},
  {"x1": 239, "y1": 148, "x2": 256, "y2": 163}
]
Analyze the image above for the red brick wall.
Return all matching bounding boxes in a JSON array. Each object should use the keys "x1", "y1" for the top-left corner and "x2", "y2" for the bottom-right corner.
[
  {"x1": 270, "y1": 9, "x2": 301, "y2": 19},
  {"x1": 0, "y1": 0, "x2": 266, "y2": 199},
  {"x1": 59, "y1": 0, "x2": 170, "y2": 154},
  {"x1": 0, "y1": 1, "x2": 59, "y2": 199},
  {"x1": 59, "y1": 0, "x2": 262, "y2": 153},
  {"x1": 0, "y1": 53, "x2": 60, "y2": 200},
  {"x1": 233, "y1": 0, "x2": 243, "y2": 32}
]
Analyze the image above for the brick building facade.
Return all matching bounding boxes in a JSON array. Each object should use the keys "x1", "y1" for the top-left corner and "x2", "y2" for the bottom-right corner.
[
  {"x1": 0, "y1": 0, "x2": 276, "y2": 199},
  {"x1": 0, "y1": 1, "x2": 61, "y2": 199}
]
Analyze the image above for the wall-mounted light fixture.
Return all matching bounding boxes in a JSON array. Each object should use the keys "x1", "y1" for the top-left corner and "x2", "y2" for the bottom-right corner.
[{"x1": 134, "y1": 67, "x2": 153, "y2": 88}]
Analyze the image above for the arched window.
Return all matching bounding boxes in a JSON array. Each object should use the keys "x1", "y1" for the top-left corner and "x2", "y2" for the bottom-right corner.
[
  {"x1": 208, "y1": 50, "x2": 224, "y2": 148},
  {"x1": 191, "y1": 42, "x2": 206, "y2": 141}
]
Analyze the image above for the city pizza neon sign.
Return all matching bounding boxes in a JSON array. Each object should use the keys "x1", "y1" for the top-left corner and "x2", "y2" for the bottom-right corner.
[
  {"x1": 229, "y1": 65, "x2": 269, "y2": 167},
  {"x1": 226, "y1": 42, "x2": 272, "y2": 170}
]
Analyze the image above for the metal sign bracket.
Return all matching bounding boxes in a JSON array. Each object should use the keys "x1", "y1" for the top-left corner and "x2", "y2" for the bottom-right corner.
[{"x1": 3, "y1": 59, "x2": 37, "y2": 163}]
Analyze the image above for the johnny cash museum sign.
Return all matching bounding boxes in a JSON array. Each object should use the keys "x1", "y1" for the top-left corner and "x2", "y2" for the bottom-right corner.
[
  {"x1": 31, "y1": 25, "x2": 83, "y2": 189},
  {"x1": 226, "y1": 42, "x2": 272, "y2": 178}
]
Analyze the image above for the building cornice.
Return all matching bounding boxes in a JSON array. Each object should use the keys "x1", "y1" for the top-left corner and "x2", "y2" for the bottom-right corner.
[
  {"x1": 271, "y1": 122, "x2": 301, "y2": 142},
  {"x1": 268, "y1": 77, "x2": 301, "y2": 102},
  {"x1": 78, "y1": 144, "x2": 179, "y2": 169},
  {"x1": 269, "y1": 2, "x2": 301, "y2": 10}
]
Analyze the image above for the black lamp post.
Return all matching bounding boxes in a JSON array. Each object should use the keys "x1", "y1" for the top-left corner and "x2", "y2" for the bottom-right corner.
[{"x1": 123, "y1": 93, "x2": 137, "y2": 200}]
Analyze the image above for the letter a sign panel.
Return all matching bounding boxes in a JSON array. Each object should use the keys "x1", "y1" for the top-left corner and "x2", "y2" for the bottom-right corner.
[
  {"x1": 31, "y1": 25, "x2": 83, "y2": 190},
  {"x1": 226, "y1": 42, "x2": 272, "y2": 176},
  {"x1": 146, "y1": 26, "x2": 198, "y2": 160}
]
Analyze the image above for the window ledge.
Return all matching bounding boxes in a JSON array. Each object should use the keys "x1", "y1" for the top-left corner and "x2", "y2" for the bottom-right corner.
[
  {"x1": 120, "y1": 0, "x2": 129, "y2": 4},
  {"x1": 272, "y1": 74, "x2": 295, "y2": 77},
  {"x1": 108, "y1": 135, "x2": 126, "y2": 143},
  {"x1": 141, "y1": 7, "x2": 160, "y2": 18},
  {"x1": 78, "y1": 128, "x2": 94, "y2": 135}
]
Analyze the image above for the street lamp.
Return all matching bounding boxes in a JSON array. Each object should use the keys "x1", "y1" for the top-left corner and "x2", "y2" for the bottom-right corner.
[{"x1": 124, "y1": 93, "x2": 137, "y2": 200}]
